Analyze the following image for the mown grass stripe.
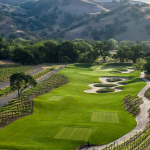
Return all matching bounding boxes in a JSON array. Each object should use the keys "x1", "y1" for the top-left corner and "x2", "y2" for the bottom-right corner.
[
  {"x1": 54, "y1": 127, "x2": 92, "y2": 141},
  {"x1": 91, "y1": 112, "x2": 119, "y2": 123}
]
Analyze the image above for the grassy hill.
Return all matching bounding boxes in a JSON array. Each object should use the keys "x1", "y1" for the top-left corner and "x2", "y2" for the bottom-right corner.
[{"x1": 0, "y1": 0, "x2": 150, "y2": 42}]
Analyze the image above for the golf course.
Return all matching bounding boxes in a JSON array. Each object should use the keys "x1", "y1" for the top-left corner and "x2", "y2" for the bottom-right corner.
[{"x1": 0, "y1": 63, "x2": 146, "y2": 150}]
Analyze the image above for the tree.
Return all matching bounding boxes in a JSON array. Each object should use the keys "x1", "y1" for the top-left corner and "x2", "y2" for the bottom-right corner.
[
  {"x1": 135, "y1": 58, "x2": 144, "y2": 75},
  {"x1": 38, "y1": 40, "x2": 58, "y2": 63},
  {"x1": 140, "y1": 41, "x2": 150, "y2": 52},
  {"x1": 75, "y1": 42, "x2": 94, "y2": 63},
  {"x1": 130, "y1": 45, "x2": 143, "y2": 63},
  {"x1": 60, "y1": 41, "x2": 78, "y2": 62},
  {"x1": 126, "y1": 51, "x2": 134, "y2": 61},
  {"x1": 95, "y1": 41, "x2": 111, "y2": 63},
  {"x1": 145, "y1": 50, "x2": 150, "y2": 57},
  {"x1": 117, "y1": 47, "x2": 130, "y2": 62},
  {"x1": 119, "y1": 40, "x2": 137, "y2": 48},
  {"x1": 0, "y1": 35, "x2": 7, "y2": 49},
  {"x1": 111, "y1": 54, "x2": 118, "y2": 63},
  {"x1": 108, "y1": 38, "x2": 118, "y2": 50},
  {"x1": 117, "y1": 48, "x2": 125, "y2": 62},
  {"x1": 144, "y1": 57, "x2": 150, "y2": 75},
  {"x1": 61, "y1": 56, "x2": 71, "y2": 68},
  {"x1": 12, "y1": 47, "x2": 36, "y2": 65},
  {"x1": 10, "y1": 72, "x2": 37, "y2": 97},
  {"x1": 0, "y1": 35, "x2": 10, "y2": 59}
]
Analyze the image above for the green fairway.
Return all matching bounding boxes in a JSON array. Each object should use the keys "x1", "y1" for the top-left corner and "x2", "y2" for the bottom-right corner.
[{"x1": 0, "y1": 63, "x2": 146, "y2": 150}]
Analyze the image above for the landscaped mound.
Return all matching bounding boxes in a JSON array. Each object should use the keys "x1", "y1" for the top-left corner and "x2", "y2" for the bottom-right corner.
[
  {"x1": 96, "y1": 88, "x2": 115, "y2": 93},
  {"x1": 123, "y1": 95, "x2": 143, "y2": 116},
  {"x1": 94, "y1": 83, "x2": 117, "y2": 87},
  {"x1": 106, "y1": 78, "x2": 122, "y2": 82}
]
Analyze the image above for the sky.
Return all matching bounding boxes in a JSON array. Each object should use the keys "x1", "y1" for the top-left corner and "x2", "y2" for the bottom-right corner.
[{"x1": 95, "y1": 0, "x2": 150, "y2": 4}]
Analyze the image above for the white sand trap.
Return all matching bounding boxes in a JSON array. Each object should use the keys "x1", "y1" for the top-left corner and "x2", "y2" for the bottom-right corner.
[
  {"x1": 120, "y1": 68, "x2": 136, "y2": 73},
  {"x1": 84, "y1": 77, "x2": 129, "y2": 93}
]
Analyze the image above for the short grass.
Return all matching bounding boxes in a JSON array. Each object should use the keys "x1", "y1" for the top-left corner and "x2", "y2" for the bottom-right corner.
[
  {"x1": 48, "y1": 96, "x2": 64, "y2": 101},
  {"x1": 54, "y1": 127, "x2": 92, "y2": 141},
  {"x1": 91, "y1": 112, "x2": 119, "y2": 123},
  {"x1": 0, "y1": 63, "x2": 146, "y2": 150}
]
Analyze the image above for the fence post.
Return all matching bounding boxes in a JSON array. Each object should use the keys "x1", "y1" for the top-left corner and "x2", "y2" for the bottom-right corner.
[{"x1": 30, "y1": 96, "x2": 33, "y2": 113}]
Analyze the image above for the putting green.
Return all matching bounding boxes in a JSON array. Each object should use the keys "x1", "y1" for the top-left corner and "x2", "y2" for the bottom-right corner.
[
  {"x1": 0, "y1": 63, "x2": 146, "y2": 150},
  {"x1": 54, "y1": 127, "x2": 92, "y2": 141},
  {"x1": 91, "y1": 112, "x2": 119, "y2": 123},
  {"x1": 48, "y1": 96, "x2": 64, "y2": 101}
]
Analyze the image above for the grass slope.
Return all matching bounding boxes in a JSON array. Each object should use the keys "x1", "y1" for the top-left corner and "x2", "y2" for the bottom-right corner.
[{"x1": 0, "y1": 63, "x2": 146, "y2": 150}]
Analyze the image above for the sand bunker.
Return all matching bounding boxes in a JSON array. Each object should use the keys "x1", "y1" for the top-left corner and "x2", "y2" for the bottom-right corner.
[
  {"x1": 120, "y1": 68, "x2": 136, "y2": 73},
  {"x1": 84, "y1": 77, "x2": 129, "y2": 93}
]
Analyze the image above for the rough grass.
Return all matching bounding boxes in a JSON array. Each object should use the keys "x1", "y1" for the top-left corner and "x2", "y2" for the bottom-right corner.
[{"x1": 0, "y1": 63, "x2": 146, "y2": 150}]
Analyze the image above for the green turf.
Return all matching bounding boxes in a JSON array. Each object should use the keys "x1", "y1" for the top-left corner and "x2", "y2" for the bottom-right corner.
[
  {"x1": 48, "y1": 96, "x2": 64, "y2": 101},
  {"x1": 54, "y1": 127, "x2": 92, "y2": 141},
  {"x1": 91, "y1": 112, "x2": 119, "y2": 123},
  {"x1": 0, "y1": 63, "x2": 146, "y2": 150}
]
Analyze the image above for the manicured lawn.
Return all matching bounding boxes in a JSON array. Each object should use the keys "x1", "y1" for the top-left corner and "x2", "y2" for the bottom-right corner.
[{"x1": 0, "y1": 63, "x2": 146, "y2": 150}]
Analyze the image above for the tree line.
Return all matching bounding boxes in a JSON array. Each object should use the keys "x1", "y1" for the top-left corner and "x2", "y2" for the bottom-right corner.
[{"x1": 1, "y1": 35, "x2": 150, "y2": 65}]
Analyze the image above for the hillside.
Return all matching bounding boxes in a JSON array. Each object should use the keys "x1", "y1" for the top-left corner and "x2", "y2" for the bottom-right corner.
[
  {"x1": 65, "y1": 4, "x2": 150, "y2": 42},
  {"x1": 0, "y1": 0, "x2": 149, "y2": 42}
]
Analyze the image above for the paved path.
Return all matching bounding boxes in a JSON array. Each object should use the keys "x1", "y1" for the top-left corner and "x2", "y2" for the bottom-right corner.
[
  {"x1": 82, "y1": 72, "x2": 150, "y2": 150},
  {"x1": 0, "y1": 65, "x2": 64, "y2": 107},
  {"x1": 0, "y1": 67, "x2": 44, "y2": 89}
]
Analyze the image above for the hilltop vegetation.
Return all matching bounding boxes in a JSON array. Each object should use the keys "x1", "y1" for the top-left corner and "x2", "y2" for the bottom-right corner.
[{"x1": 0, "y1": 0, "x2": 149, "y2": 42}]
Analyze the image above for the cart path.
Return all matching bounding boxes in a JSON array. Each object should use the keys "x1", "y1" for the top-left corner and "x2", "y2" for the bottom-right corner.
[
  {"x1": 0, "y1": 66, "x2": 44, "y2": 89},
  {"x1": 0, "y1": 65, "x2": 64, "y2": 107},
  {"x1": 82, "y1": 72, "x2": 150, "y2": 150}
]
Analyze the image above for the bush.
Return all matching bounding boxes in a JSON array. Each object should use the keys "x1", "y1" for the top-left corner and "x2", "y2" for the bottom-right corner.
[
  {"x1": 96, "y1": 88, "x2": 115, "y2": 93},
  {"x1": 106, "y1": 78, "x2": 122, "y2": 82},
  {"x1": 94, "y1": 83, "x2": 117, "y2": 87}
]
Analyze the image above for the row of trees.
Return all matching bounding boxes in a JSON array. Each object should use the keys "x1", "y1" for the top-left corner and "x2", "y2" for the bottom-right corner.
[
  {"x1": 113, "y1": 45, "x2": 143, "y2": 63},
  {"x1": 1, "y1": 35, "x2": 150, "y2": 64}
]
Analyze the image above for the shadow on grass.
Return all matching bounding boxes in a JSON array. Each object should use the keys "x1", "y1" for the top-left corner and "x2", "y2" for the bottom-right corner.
[
  {"x1": 73, "y1": 63, "x2": 94, "y2": 68},
  {"x1": 120, "y1": 77, "x2": 144, "y2": 84},
  {"x1": 100, "y1": 63, "x2": 133, "y2": 70},
  {"x1": 74, "y1": 63, "x2": 133, "y2": 69}
]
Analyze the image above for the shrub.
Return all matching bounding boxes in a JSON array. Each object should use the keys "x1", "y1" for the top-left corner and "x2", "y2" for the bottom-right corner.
[
  {"x1": 106, "y1": 78, "x2": 122, "y2": 82},
  {"x1": 94, "y1": 83, "x2": 117, "y2": 87},
  {"x1": 96, "y1": 88, "x2": 115, "y2": 93}
]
